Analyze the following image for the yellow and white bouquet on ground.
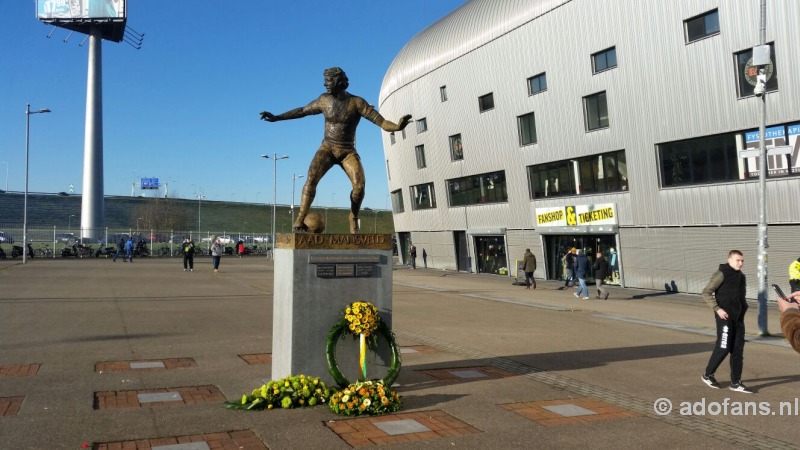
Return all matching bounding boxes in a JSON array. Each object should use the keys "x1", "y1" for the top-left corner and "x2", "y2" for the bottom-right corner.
[{"x1": 328, "y1": 379, "x2": 402, "y2": 416}]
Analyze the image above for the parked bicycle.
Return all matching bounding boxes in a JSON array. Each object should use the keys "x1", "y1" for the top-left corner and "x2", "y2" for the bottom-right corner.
[{"x1": 34, "y1": 244, "x2": 54, "y2": 258}]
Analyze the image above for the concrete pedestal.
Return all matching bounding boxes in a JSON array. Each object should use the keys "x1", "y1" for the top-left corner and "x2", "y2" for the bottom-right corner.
[{"x1": 272, "y1": 233, "x2": 393, "y2": 385}]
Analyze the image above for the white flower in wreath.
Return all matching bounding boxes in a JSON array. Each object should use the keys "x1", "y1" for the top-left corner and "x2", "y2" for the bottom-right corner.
[{"x1": 362, "y1": 398, "x2": 371, "y2": 407}]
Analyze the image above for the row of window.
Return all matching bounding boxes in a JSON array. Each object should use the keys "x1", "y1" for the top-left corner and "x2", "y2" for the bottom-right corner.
[
  {"x1": 392, "y1": 150, "x2": 628, "y2": 213},
  {"x1": 392, "y1": 120, "x2": 800, "y2": 212},
  {"x1": 659, "y1": 122, "x2": 800, "y2": 187}
]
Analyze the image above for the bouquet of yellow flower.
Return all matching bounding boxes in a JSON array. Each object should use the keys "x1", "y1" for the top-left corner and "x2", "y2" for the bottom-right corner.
[
  {"x1": 225, "y1": 374, "x2": 332, "y2": 410},
  {"x1": 344, "y1": 301, "x2": 380, "y2": 337},
  {"x1": 328, "y1": 380, "x2": 402, "y2": 416}
]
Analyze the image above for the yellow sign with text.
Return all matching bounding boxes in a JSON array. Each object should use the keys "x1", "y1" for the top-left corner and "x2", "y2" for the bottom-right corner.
[{"x1": 535, "y1": 204, "x2": 617, "y2": 227}]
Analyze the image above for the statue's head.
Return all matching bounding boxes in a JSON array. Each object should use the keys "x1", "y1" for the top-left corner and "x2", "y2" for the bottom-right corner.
[{"x1": 323, "y1": 67, "x2": 349, "y2": 93}]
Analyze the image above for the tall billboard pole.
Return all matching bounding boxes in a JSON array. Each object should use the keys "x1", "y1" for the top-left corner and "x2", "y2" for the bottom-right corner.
[
  {"x1": 81, "y1": 27, "x2": 104, "y2": 240},
  {"x1": 37, "y1": 0, "x2": 133, "y2": 241}
]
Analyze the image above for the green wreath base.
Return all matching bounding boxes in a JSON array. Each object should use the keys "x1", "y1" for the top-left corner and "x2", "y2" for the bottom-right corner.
[{"x1": 326, "y1": 319, "x2": 401, "y2": 388}]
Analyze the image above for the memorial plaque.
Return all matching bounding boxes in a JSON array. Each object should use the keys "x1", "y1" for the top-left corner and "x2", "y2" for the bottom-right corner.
[
  {"x1": 316, "y1": 264, "x2": 336, "y2": 278},
  {"x1": 309, "y1": 254, "x2": 381, "y2": 264},
  {"x1": 335, "y1": 264, "x2": 355, "y2": 277},
  {"x1": 355, "y1": 264, "x2": 374, "y2": 277}
]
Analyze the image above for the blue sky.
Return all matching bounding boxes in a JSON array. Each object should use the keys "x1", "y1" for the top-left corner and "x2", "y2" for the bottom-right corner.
[{"x1": 0, "y1": 0, "x2": 465, "y2": 209}]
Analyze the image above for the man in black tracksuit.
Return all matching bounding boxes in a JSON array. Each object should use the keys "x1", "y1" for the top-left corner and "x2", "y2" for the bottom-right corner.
[{"x1": 701, "y1": 250, "x2": 751, "y2": 393}]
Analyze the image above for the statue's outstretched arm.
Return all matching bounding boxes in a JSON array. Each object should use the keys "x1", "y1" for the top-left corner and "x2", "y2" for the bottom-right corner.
[
  {"x1": 376, "y1": 114, "x2": 412, "y2": 132},
  {"x1": 260, "y1": 107, "x2": 308, "y2": 122}
]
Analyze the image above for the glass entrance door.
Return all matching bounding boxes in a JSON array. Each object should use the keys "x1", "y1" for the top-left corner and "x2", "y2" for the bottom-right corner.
[
  {"x1": 474, "y1": 235, "x2": 508, "y2": 275},
  {"x1": 543, "y1": 234, "x2": 619, "y2": 284}
]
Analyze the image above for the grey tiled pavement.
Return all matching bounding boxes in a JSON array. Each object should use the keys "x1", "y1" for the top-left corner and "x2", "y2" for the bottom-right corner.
[{"x1": 1, "y1": 256, "x2": 799, "y2": 449}]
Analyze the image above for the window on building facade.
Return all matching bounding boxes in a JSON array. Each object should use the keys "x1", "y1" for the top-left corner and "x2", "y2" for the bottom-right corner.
[
  {"x1": 518, "y1": 112, "x2": 537, "y2": 146},
  {"x1": 410, "y1": 183, "x2": 436, "y2": 210},
  {"x1": 592, "y1": 47, "x2": 617, "y2": 73},
  {"x1": 391, "y1": 189, "x2": 404, "y2": 213},
  {"x1": 416, "y1": 117, "x2": 428, "y2": 134},
  {"x1": 527, "y1": 73, "x2": 547, "y2": 95},
  {"x1": 390, "y1": 132, "x2": 395, "y2": 145},
  {"x1": 685, "y1": 9, "x2": 719, "y2": 43},
  {"x1": 735, "y1": 43, "x2": 778, "y2": 98},
  {"x1": 478, "y1": 93, "x2": 495, "y2": 112},
  {"x1": 447, "y1": 171, "x2": 508, "y2": 207},
  {"x1": 401, "y1": 129, "x2": 406, "y2": 140},
  {"x1": 578, "y1": 151, "x2": 628, "y2": 194},
  {"x1": 386, "y1": 160, "x2": 390, "y2": 180},
  {"x1": 440, "y1": 85, "x2": 448, "y2": 102},
  {"x1": 584, "y1": 91, "x2": 609, "y2": 131},
  {"x1": 415, "y1": 145, "x2": 427, "y2": 169},
  {"x1": 527, "y1": 150, "x2": 628, "y2": 198},
  {"x1": 449, "y1": 134, "x2": 464, "y2": 161},
  {"x1": 658, "y1": 133, "x2": 740, "y2": 187}
]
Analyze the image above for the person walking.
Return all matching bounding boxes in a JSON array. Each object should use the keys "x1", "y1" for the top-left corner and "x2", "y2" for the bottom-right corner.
[
  {"x1": 522, "y1": 248, "x2": 537, "y2": 289},
  {"x1": 573, "y1": 249, "x2": 590, "y2": 299},
  {"x1": 409, "y1": 245, "x2": 417, "y2": 270},
  {"x1": 789, "y1": 257, "x2": 800, "y2": 293},
  {"x1": 563, "y1": 248, "x2": 576, "y2": 287},
  {"x1": 237, "y1": 240, "x2": 245, "y2": 258},
  {"x1": 211, "y1": 237, "x2": 223, "y2": 272},
  {"x1": 593, "y1": 251, "x2": 610, "y2": 300},
  {"x1": 182, "y1": 238, "x2": 195, "y2": 272},
  {"x1": 112, "y1": 237, "x2": 125, "y2": 262},
  {"x1": 701, "y1": 250, "x2": 751, "y2": 393},
  {"x1": 125, "y1": 238, "x2": 134, "y2": 263},
  {"x1": 422, "y1": 248, "x2": 428, "y2": 268}
]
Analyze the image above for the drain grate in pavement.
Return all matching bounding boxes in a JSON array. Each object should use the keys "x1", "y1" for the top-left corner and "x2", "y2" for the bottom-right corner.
[
  {"x1": 92, "y1": 430, "x2": 267, "y2": 449},
  {"x1": 501, "y1": 397, "x2": 640, "y2": 426},
  {"x1": 239, "y1": 353, "x2": 272, "y2": 365},
  {"x1": 95, "y1": 358, "x2": 197, "y2": 373},
  {"x1": 0, "y1": 364, "x2": 41, "y2": 377},
  {"x1": 325, "y1": 410, "x2": 481, "y2": 447},
  {"x1": 416, "y1": 365, "x2": 517, "y2": 382},
  {"x1": 0, "y1": 396, "x2": 25, "y2": 417},
  {"x1": 399, "y1": 345, "x2": 439, "y2": 354},
  {"x1": 94, "y1": 385, "x2": 225, "y2": 410}
]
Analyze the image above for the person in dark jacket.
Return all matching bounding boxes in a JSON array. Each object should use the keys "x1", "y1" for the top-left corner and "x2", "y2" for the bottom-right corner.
[
  {"x1": 112, "y1": 237, "x2": 125, "y2": 262},
  {"x1": 593, "y1": 252, "x2": 610, "y2": 300},
  {"x1": 182, "y1": 238, "x2": 195, "y2": 272},
  {"x1": 573, "y1": 249, "x2": 590, "y2": 299},
  {"x1": 563, "y1": 248, "x2": 576, "y2": 287},
  {"x1": 701, "y1": 250, "x2": 751, "y2": 393}
]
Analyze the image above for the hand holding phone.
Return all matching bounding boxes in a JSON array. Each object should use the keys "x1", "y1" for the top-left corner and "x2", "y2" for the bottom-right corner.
[{"x1": 773, "y1": 284, "x2": 798, "y2": 304}]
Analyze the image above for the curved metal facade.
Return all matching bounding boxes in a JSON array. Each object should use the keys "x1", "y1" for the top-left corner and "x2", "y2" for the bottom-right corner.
[{"x1": 379, "y1": 0, "x2": 800, "y2": 294}]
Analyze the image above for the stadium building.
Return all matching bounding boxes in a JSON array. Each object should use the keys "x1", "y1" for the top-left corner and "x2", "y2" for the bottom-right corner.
[{"x1": 379, "y1": 0, "x2": 800, "y2": 295}]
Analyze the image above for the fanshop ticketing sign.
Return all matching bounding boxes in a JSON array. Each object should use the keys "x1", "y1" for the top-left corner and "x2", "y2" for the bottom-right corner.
[{"x1": 536, "y1": 204, "x2": 617, "y2": 228}]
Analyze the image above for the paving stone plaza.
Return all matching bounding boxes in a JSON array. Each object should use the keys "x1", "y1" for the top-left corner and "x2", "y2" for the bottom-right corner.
[{"x1": 1, "y1": 257, "x2": 800, "y2": 449}]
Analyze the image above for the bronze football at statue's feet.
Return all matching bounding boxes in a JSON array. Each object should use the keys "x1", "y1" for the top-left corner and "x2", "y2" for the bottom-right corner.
[{"x1": 301, "y1": 213, "x2": 325, "y2": 234}]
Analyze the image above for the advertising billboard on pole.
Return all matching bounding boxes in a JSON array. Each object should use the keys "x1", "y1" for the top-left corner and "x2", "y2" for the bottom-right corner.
[{"x1": 37, "y1": 0, "x2": 126, "y2": 20}]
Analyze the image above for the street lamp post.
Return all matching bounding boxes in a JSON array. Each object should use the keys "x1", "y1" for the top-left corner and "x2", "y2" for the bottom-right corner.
[
  {"x1": 261, "y1": 153, "x2": 289, "y2": 254},
  {"x1": 68, "y1": 214, "x2": 76, "y2": 231},
  {"x1": 137, "y1": 217, "x2": 143, "y2": 233},
  {"x1": 196, "y1": 193, "x2": 206, "y2": 235},
  {"x1": 291, "y1": 173, "x2": 304, "y2": 228},
  {"x1": 23, "y1": 103, "x2": 51, "y2": 264},
  {"x1": 373, "y1": 210, "x2": 379, "y2": 233}
]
